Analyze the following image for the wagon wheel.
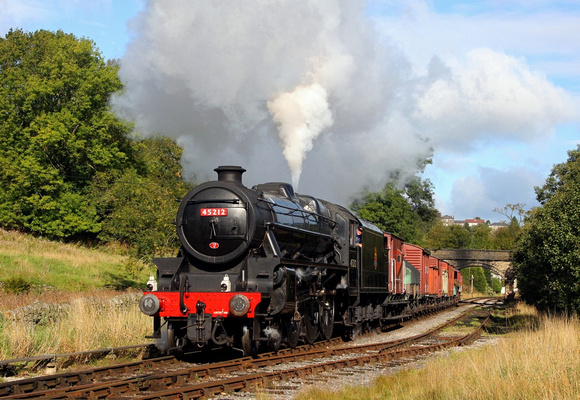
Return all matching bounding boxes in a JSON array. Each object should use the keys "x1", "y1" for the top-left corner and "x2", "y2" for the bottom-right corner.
[
  {"x1": 284, "y1": 316, "x2": 301, "y2": 349},
  {"x1": 319, "y1": 297, "x2": 335, "y2": 340},
  {"x1": 302, "y1": 300, "x2": 319, "y2": 344}
]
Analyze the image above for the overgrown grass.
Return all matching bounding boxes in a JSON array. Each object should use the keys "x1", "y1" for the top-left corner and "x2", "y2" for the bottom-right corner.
[
  {"x1": 0, "y1": 229, "x2": 153, "y2": 363},
  {"x1": 295, "y1": 303, "x2": 580, "y2": 400},
  {"x1": 0, "y1": 294, "x2": 150, "y2": 361},
  {"x1": 0, "y1": 228, "x2": 151, "y2": 292}
]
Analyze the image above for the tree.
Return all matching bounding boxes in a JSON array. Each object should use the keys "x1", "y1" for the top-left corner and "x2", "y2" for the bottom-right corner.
[
  {"x1": 423, "y1": 223, "x2": 491, "y2": 250},
  {"x1": 471, "y1": 223, "x2": 492, "y2": 249},
  {"x1": 351, "y1": 176, "x2": 439, "y2": 244},
  {"x1": 88, "y1": 137, "x2": 191, "y2": 258},
  {"x1": 0, "y1": 29, "x2": 132, "y2": 238},
  {"x1": 491, "y1": 277, "x2": 502, "y2": 294},
  {"x1": 492, "y1": 203, "x2": 527, "y2": 226},
  {"x1": 534, "y1": 148, "x2": 580, "y2": 205},
  {"x1": 513, "y1": 146, "x2": 580, "y2": 314},
  {"x1": 490, "y1": 218, "x2": 521, "y2": 250},
  {"x1": 404, "y1": 176, "x2": 440, "y2": 227},
  {"x1": 463, "y1": 267, "x2": 487, "y2": 293}
]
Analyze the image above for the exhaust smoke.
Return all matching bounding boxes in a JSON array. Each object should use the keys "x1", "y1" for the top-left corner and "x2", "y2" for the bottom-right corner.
[{"x1": 268, "y1": 83, "x2": 333, "y2": 188}]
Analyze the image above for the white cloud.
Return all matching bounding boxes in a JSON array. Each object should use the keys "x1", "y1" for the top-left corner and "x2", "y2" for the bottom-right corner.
[{"x1": 413, "y1": 48, "x2": 576, "y2": 151}]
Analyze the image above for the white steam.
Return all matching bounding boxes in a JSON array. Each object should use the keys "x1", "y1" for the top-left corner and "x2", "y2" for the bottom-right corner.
[
  {"x1": 263, "y1": 326, "x2": 281, "y2": 341},
  {"x1": 268, "y1": 84, "x2": 334, "y2": 188}
]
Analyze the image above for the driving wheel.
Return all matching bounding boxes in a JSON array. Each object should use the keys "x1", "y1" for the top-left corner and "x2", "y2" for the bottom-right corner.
[
  {"x1": 302, "y1": 300, "x2": 319, "y2": 344},
  {"x1": 319, "y1": 297, "x2": 335, "y2": 340},
  {"x1": 284, "y1": 316, "x2": 301, "y2": 348}
]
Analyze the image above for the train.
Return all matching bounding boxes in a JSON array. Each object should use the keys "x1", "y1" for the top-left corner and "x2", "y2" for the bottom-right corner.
[{"x1": 139, "y1": 166, "x2": 462, "y2": 356}]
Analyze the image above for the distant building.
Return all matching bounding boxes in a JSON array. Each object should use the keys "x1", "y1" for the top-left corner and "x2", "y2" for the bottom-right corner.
[
  {"x1": 465, "y1": 218, "x2": 486, "y2": 227},
  {"x1": 441, "y1": 215, "x2": 454, "y2": 226},
  {"x1": 490, "y1": 221, "x2": 509, "y2": 231},
  {"x1": 439, "y1": 216, "x2": 491, "y2": 227}
]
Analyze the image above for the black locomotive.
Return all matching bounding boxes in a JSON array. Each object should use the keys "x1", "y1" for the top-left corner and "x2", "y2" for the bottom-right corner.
[{"x1": 139, "y1": 166, "x2": 460, "y2": 356}]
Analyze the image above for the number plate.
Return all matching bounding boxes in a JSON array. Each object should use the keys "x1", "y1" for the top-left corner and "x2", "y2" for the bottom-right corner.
[{"x1": 200, "y1": 208, "x2": 228, "y2": 217}]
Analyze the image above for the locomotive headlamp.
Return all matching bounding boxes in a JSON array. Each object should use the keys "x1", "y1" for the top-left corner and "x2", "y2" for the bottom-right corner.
[
  {"x1": 229, "y1": 294, "x2": 251, "y2": 317},
  {"x1": 139, "y1": 294, "x2": 160, "y2": 316}
]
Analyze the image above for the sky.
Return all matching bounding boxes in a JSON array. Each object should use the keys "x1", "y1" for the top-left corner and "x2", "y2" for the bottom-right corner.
[{"x1": 2, "y1": 0, "x2": 579, "y2": 222}]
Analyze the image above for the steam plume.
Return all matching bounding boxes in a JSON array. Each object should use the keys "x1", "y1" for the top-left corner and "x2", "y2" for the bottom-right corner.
[{"x1": 268, "y1": 83, "x2": 333, "y2": 188}]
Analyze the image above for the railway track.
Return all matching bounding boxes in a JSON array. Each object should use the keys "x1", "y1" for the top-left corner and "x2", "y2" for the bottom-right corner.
[
  {"x1": 0, "y1": 305, "x2": 490, "y2": 399},
  {"x1": 0, "y1": 344, "x2": 153, "y2": 378},
  {"x1": 461, "y1": 296, "x2": 505, "y2": 307}
]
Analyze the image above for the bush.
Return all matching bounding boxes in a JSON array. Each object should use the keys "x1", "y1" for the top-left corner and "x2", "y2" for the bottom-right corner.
[{"x1": 4, "y1": 277, "x2": 31, "y2": 294}]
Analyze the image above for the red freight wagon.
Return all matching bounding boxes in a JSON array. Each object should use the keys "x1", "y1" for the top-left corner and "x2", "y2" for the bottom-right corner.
[
  {"x1": 447, "y1": 262, "x2": 456, "y2": 296},
  {"x1": 448, "y1": 262, "x2": 455, "y2": 295},
  {"x1": 427, "y1": 255, "x2": 441, "y2": 297},
  {"x1": 439, "y1": 260, "x2": 453, "y2": 296},
  {"x1": 384, "y1": 233, "x2": 405, "y2": 294},
  {"x1": 454, "y1": 269, "x2": 463, "y2": 296},
  {"x1": 403, "y1": 243, "x2": 430, "y2": 296},
  {"x1": 440, "y1": 260, "x2": 449, "y2": 296}
]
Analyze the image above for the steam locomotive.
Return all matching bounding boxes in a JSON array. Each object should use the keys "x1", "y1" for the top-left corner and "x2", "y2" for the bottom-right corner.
[{"x1": 139, "y1": 166, "x2": 462, "y2": 356}]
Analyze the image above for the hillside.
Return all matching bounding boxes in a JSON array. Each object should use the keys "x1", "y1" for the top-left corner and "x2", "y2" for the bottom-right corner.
[{"x1": 0, "y1": 229, "x2": 148, "y2": 309}]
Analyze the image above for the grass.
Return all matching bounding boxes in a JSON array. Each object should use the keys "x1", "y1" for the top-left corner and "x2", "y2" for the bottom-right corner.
[
  {"x1": 0, "y1": 228, "x2": 153, "y2": 365},
  {"x1": 0, "y1": 294, "x2": 150, "y2": 361},
  {"x1": 293, "y1": 303, "x2": 580, "y2": 400},
  {"x1": 0, "y1": 228, "x2": 150, "y2": 291}
]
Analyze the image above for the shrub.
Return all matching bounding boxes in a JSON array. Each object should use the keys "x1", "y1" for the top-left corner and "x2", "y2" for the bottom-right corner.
[{"x1": 4, "y1": 277, "x2": 31, "y2": 294}]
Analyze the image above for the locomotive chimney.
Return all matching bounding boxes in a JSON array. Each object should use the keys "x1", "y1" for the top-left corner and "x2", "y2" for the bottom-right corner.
[{"x1": 215, "y1": 166, "x2": 246, "y2": 185}]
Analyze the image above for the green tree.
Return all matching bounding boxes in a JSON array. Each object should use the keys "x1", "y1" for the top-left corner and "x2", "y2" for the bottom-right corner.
[
  {"x1": 463, "y1": 267, "x2": 487, "y2": 293},
  {"x1": 513, "y1": 146, "x2": 580, "y2": 314},
  {"x1": 534, "y1": 149, "x2": 580, "y2": 205},
  {"x1": 0, "y1": 29, "x2": 132, "y2": 238},
  {"x1": 422, "y1": 223, "x2": 473, "y2": 249},
  {"x1": 404, "y1": 176, "x2": 440, "y2": 228},
  {"x1": 491, "y1": 277, "x2": 503, "y2": 294},
  {"x1": 471, "y1": 223, "x2": 492, "y2": 249},
  {"x1": 490, "y1": 218, "x2": 521, "y2": 250},
  {"x1": 350, "y1": 154, "x2": 439, "y2": 244},
  {"x1": 351, "y1": 179, "x2": 436, "y2": 244},
  {"x1": 88, "y1": 137, "x2": 191, "y2": 258},
  {"x1": 421, "y1": 222, "x2": 448, "y2": 249}
]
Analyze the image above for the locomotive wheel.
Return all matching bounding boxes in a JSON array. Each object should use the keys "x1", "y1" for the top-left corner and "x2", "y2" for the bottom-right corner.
[
  {"x1": 241, "y1": 326, "x2": 258, "y2": 357},
  {"x1": 267, "y1": 324, "x2": 282, "y2": 353},
  {"x1": 319, "y1": 297, "x2": 335, "y2": 340},
  {"x1": 284, "y1": 317, "x2": 301, "y2": 349},
  {"x1": 302, "y1": 300, "x2": 319, "y2": 344},
  {"x1": 241, "y1": 326, "x2": 252, "y2": 356},
  {"x1": 159, "y1": 322, "x2": 176, "y2": 354},
  {"x1": 341, "y1": 326, "x2": 355, "y2": 342}
]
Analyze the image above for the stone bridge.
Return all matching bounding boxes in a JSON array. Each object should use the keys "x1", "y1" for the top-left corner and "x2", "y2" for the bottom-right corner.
[{"x1": 429, "y1": 249, "x2": 512, "y2": 278}]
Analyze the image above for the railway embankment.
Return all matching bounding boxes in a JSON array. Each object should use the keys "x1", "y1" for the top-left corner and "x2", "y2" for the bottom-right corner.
[{"x1": 295, "y1": 302, "x2": 579, "y2": 400}]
